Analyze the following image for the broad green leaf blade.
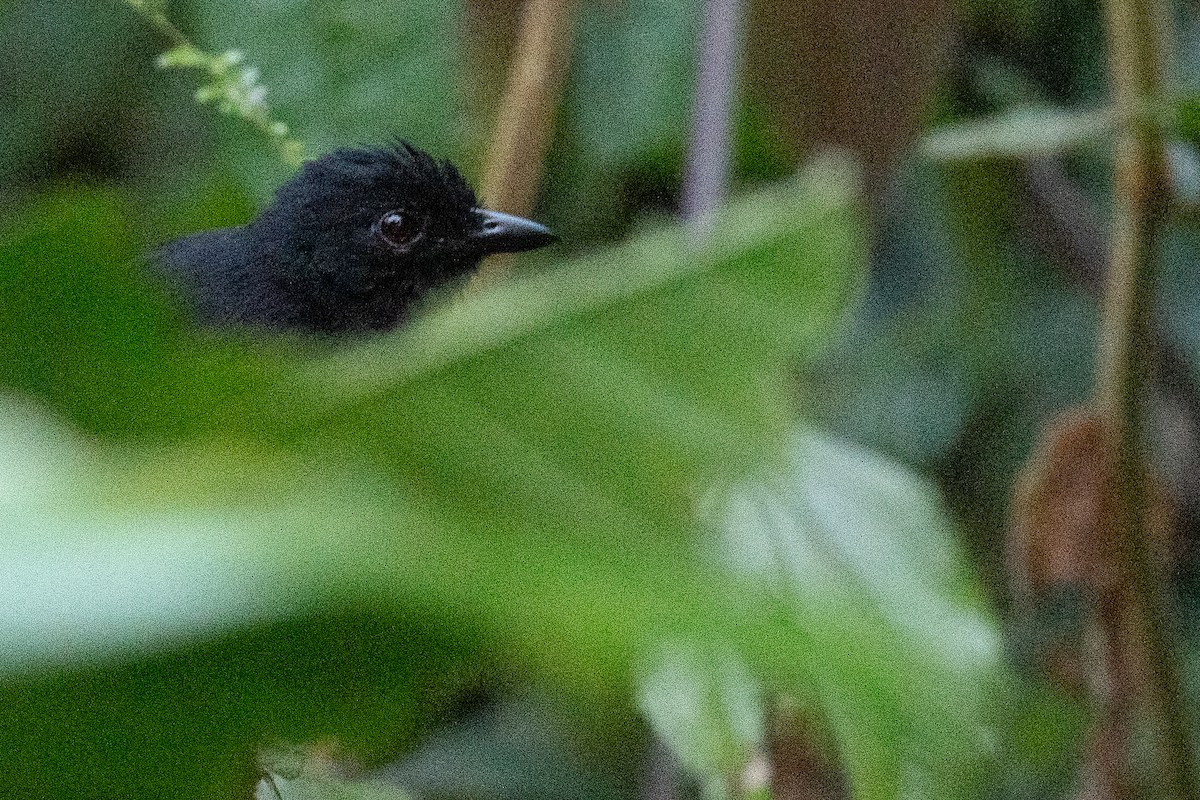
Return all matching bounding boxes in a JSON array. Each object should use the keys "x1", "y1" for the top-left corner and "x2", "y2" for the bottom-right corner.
[
  {"x1": 258, "y1": 776, "x2": 411, "y2": 800},
  {"x1": 257, "y1": 745, "x2": 413, "y2": 800},
  {"x1": 710, "y1": 428, "x2": 1004, "y2": 800},
  {"x1": 922, "y1": 106, "x2": 1112, "y2": 161},
  {"x1": 3, "y1": 159, "x2": 864, "y2": 673},
  {"x1": 1, "y1": 160, "x2": 863, "y2": 800},
  {"x1": 378, "y1": 694, "x2": 624, "y2": 800}
]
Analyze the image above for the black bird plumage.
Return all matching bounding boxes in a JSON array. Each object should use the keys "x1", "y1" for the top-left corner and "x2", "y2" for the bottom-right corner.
[{"x1": 155, "y1": 143, "x2": 556, "y2": 333}]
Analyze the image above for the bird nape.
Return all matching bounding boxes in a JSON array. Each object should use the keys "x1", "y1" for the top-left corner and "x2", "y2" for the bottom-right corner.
[{"x1": 154, "y1": 143, "x2": 557, "y2": 334}]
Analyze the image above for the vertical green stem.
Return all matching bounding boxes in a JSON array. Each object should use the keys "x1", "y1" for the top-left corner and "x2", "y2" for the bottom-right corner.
[{"x1": 1099, "y1": 2, "x2": 1197, "y2": 798}]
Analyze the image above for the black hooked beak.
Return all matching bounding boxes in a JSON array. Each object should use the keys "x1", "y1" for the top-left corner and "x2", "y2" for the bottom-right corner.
[{"x1": 469, "y1": 209, "x2": 558, "y2": 255}]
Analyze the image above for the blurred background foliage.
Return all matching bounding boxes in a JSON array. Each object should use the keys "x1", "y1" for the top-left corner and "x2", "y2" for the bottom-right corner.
[{"x1": 3, "y1": 0, "x2": 1197, "y2": 799}]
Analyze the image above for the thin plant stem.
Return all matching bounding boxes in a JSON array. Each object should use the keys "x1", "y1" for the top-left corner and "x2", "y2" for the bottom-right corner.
[
  {"x1": 474, "y1": 0, "x2": 577, "y2": 288},
  {"x1": 681, "y1": 0, "x2": 746, "y2": 238},
  {"x1": 1098, "y1": 1, "x2": 1198, "y2": 798}
]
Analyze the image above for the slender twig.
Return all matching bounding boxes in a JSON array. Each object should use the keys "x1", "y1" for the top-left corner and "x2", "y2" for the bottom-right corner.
[
  {"x1": 473, "y1": 0, "x2": 577, "y2": 288},
  {"x1": 1098, "y1": 2, "x2": 1198, "y2": 798},
  {"x1": 681, "y1": 0, "x2": 746, "y2": 237}
]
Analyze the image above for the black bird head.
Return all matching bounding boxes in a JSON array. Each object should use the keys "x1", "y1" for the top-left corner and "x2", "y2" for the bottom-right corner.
[
  {"x1": 160, "y1": 143, "x2": 556, "y2": 333},
  {"x1": 256, "y1": 143, "x2": 556, "y2": 331}
]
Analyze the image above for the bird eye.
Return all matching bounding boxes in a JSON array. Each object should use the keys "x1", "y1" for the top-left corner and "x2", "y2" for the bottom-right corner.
[{"x1": 375, "y1": 210, "x2": 425, "y2": 249}]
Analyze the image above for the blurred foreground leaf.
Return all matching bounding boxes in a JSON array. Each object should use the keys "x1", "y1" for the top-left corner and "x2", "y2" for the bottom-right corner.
[
  {"x1": 0, "y1": 190, "x2": 274, "y2": 438},
  {"x1": 256, "y1": 744, "x2": 412, "y2": 800},
  {"x1": 1, "y1": 160, "x2": 862, "y2": 799},
  {"x1": 710, "y1": 429, "x2": 1004, "y2": 799},
  {"x1": 259, "y1": 776, "x2": 411, "y2": 800},
  {"x1": 377, "y1": 693, "x2": 623, "y2": 800},
  {"x1": 632, "y1": 426, "x2": 1075, "y2": 800}
]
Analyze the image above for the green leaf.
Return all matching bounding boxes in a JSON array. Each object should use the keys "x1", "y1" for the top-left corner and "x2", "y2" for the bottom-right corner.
[
  {"x1": 257, "y1": 746, "x2": 413, "y2": 800},
  {"x1": 125, "y1": 0, "x2": 167, "y2": 13},
  {"x1": 0, "y1": 190, "x2": 273, "y2": 439},
  {"x1": 922, "y1": 106, "x2": 1112, "y2": 161},
  {"x1": 380, "y1": 694, "x2": 624, "y2": 800},
  {"x1": 0, "y1": 160, "x2": 863, "y2": 799},
  {"x1": 708, "y1": 428, "x2": 1006, "y2": 800},
  {"x1": 259, "y1": 776, "x2": 411, "y2": 800}
]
